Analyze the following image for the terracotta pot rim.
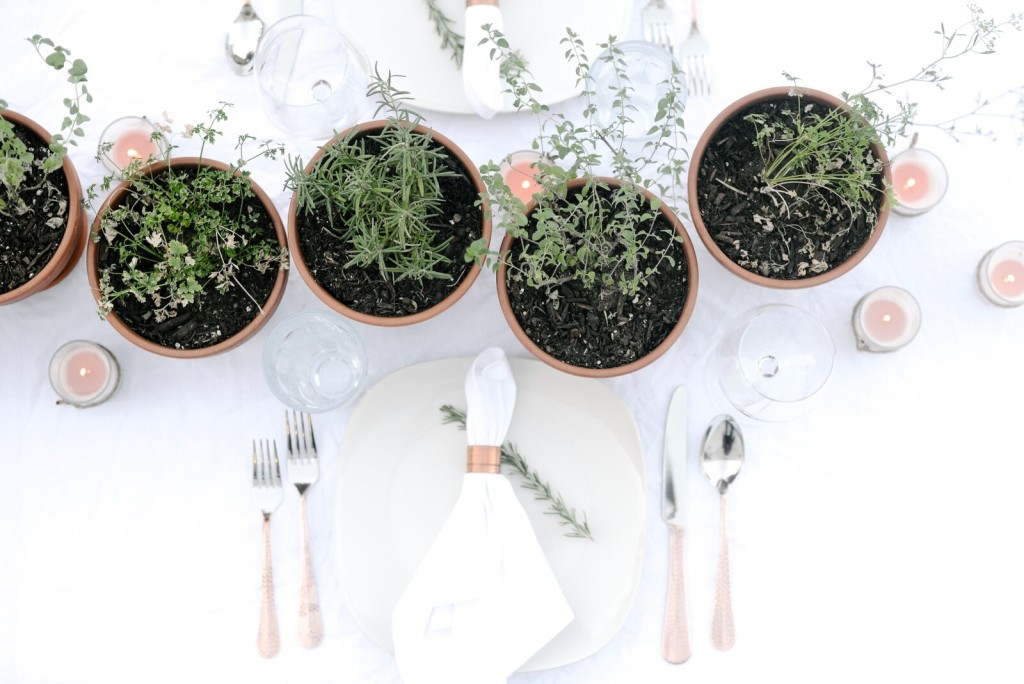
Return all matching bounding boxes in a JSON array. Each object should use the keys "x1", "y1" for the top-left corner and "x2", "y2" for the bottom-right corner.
[
  {"x1": 286, "y1": 120, "x2": 491, "y2": 327},
  {"x1": 0, "y1": 109, "x2": 86, "y2": 305},
  {"x1": 87, "y1": 156, "x2": 288, "y2": 358},
  {"x1": 687, "y1": 86, "x2": 893, "y2": 289},
  {"x1": 496, "y1": 176, "x2": 699, "y2": 378}
]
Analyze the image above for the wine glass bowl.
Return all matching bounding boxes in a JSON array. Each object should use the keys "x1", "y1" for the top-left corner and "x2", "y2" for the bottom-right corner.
[{"x1": 713, "y1": 304, "x2": 835, "y2": 422}]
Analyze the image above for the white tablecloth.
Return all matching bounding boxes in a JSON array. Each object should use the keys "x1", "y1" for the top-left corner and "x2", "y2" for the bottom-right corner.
[{"x1": 3, "y1": 0, "x2": 1023, "y2": 682}]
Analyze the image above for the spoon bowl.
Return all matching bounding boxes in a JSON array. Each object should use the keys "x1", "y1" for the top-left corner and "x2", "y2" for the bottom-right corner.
[{"x1": 226, "y1": 0, "x2": 265, "y2": 75}]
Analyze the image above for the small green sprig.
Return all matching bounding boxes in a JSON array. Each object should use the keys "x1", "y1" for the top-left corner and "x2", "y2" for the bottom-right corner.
[
  {"x1": 423, "y1": 0, "x2": 464, "y2": 67},
  {"x1": 1, "y1": 35, "x2": 92, "y2": 212},
  {"x1": 441, "y1": 404, "x2": 593, "y2": 540},
  {"x1": 92, "y1": 103, "x2": 288, "y2": 323},
  {"x1": 285, "y1": 69, "x2": 459, "y2": 284},
  {"x1": 467, "y1": 28, "x2": 688, "y2": 300}
]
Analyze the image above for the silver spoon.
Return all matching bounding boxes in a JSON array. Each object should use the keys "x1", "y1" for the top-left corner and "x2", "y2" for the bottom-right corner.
[
  {"x1": 700, "y1": 414, "x2": 744, "y2": 651},
  {"x1": 226, "y1": 0, "x2": 265, "y2": 75}
]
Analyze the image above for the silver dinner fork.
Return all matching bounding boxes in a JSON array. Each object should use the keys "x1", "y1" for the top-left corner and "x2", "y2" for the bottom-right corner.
[
  {"x1": 642, "y1": 0, "x2": 676, "y2": 54},
  {"x1": 286, "y1": 411, "x2": 323, "y2": 648},
  {"x1": 679, "y1": 0, "x2": 711, "y2": 97},
  {"x1": 253, "y1": 439, "x2": 283, "y2": 658}
]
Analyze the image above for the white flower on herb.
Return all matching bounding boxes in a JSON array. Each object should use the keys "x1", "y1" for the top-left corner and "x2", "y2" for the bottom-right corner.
[{"x1": 145, "y1": 232, "x2": 162, "y2": 247}]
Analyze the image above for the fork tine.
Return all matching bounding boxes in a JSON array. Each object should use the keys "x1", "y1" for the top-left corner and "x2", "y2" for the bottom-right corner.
[
  {"x1": 252, "y1": 440, "x2": 258, "y2": 483},
  {"x1": 272, "y1": 440, "x2": 281, "y2": 485},
  {"x1": 306, "y1": 413, "x2": 317, "y2": 457}
]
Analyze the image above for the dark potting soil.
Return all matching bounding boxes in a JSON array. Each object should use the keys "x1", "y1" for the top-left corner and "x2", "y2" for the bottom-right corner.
[
  {"x1": 0, "y1": 121, "x2": 71, "y2": 293},
  {"x1": 295, "y1": 132, "x2": 483, "y2": 318},
  {"x1": 695, "y1": 96, "x2": 884, "y2": 280},
  {"x1": 505, "y1": 189, "x2": 690, "y2": 371},
  {"x1": 96, "y1": 168, "x2": 280, "y2": 351}
]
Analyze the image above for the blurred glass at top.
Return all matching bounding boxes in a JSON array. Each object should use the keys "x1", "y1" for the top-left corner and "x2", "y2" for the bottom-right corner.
[
  {"x1": 254, "y1": 14, "x2": 371, "y2": 139},
  {"x1": 591, "y1": 40, "x2": 684, "y2": 143}
]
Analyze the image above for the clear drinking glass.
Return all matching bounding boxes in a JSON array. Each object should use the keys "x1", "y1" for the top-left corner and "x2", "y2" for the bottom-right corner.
[
  {"x1": 262, "y1": 310, "x2": 367, "y2": 413},
  {"x1": 714, "y1": 304, "x2": 836, "y2": 422},
  {"x1": 253, "y1": 14, "x2": 371, "y2": 139},
  {"x1": 590, "y1": 40, "x2": 684, "y2": 142}
]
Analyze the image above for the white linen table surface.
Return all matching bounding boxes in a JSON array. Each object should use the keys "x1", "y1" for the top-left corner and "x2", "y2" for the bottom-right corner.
[{"x1": 1, "y1": 0, "x2": 1023, "y2": 682}]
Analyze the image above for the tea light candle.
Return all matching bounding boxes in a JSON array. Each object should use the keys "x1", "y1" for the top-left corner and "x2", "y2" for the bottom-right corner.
[
  {"x1": 500, "y1": 150, "x2": 547, "y2": 205},
  {"x1": 978, "y1": 240, "x2": 1024, "y2": 307},
  {"x1": 49, "y1": 341, "x2": 121, "y2": 407},
  {"x1": 98, "y1": 116, "x2": 165, "y2": 174},
  {"x1": 852, "y1": 286, "x2": 922, "y2": 352},
  {"x1": 890, "y1": 135, "x2": 948, "y2": 216}
]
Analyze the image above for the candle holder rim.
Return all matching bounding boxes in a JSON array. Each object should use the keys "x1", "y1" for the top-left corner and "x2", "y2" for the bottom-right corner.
[{"x1": 48, "y1": 340, "x2": 122, "y2": 408}]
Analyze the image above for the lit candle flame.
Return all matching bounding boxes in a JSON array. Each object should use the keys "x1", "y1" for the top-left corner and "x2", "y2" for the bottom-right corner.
[
  {"x1": 1007, "y1": 274, "x2": 1017, "y2": 285},
  {"x1": 903, "y1": 178, "x2": 916, "y2": 190},
  {"x1": 521, "y1": 180, "x2": 531, "y2": 190},
  {"x1": 79, "y1": 367, "x2": 89, "y2": 377},
  {"x1": 127, "y1": 148, "x2": 140, "y2": 159},
  {"x1": 882, "y1": 314, "x2": 892, "y2": 323}
]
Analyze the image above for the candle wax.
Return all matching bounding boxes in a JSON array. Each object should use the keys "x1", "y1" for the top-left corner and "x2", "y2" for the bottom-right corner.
[
  {"x1": 892, "y1": 160, "x2": 931, "y2": 205},
  {"x1": 502, "y1": 160, "x2": 542, "y2": 204},
  {"x1": 111, "y1": 129, "x2": 160, "y2": 169},
  {"x1": 862, "y1": 299, "x2": 909, "y2": 343},
  {"x1": 61, "y1": 349, "x2": 109, "y2": 398},
  {"x1": 991, "y1": 259, "x2": 1024, "y2": 298}
]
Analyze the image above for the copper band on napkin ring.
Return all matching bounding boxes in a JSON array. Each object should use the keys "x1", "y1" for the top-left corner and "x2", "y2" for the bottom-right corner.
[
  {"x1": 466, "y1": 445, "x2": 501, "y2": 474},
  {"x1": 466, "y1": 0, "x2": 500, "y2": 5}
]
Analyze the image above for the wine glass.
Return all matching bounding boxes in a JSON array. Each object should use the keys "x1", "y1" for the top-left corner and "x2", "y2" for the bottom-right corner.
[
  {"x1": 713, "y1": 304, "x2": 835, "y2": 422},
  {"x1": 253, "y1": 14, "x2": 370, "y2": 139}
]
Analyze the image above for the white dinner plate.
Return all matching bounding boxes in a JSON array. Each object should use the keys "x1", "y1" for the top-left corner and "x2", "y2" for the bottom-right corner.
[
  {"x1": 335, "y1": 0, "x2": 634, "y2": 114},
  {"x1": 334, "y1": 356, "x2": 646, "y2": 671}
]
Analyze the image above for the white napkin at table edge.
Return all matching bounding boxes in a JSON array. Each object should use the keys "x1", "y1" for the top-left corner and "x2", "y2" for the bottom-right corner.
[
  {"x1": 461, "y1": 2, "x2": 504, "y2": 119},
  {"x1": 391, "y1": 348, "x2": 574, "y2": 684}
]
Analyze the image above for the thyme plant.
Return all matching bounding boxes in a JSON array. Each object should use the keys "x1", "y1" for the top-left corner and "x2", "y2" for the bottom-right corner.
[
  {"x1": 93, "y1": 104, "x2": 288, "y2": 323},
  {"x1": 469, "y1": 29, "x2": 688, "y2": 299},
  {"x1": 0, "y1": 35, "x2": 91, "y2": 212},
  {"x1": 285, "y1": 70, "x2": 461, "y2": 284}
]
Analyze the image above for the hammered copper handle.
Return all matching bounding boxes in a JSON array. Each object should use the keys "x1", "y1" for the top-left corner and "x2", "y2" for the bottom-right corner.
[
  {"x1": 662, "y1": 524, "x2": 692, "y2": 663},
  {"x1": 297, "y1": 494, "x2": 323, "y2": 648},
  {"x1": 257, "y1": 515, "x2": 280, "y2": 658},
  {"x1": 711, "y1": 494, "x2": 735, "y2": 651}
]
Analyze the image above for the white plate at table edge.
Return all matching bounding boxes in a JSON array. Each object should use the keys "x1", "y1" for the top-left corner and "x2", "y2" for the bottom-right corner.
[{"x1": 333, "y1": 355, "x2": 647, "y2": 672}]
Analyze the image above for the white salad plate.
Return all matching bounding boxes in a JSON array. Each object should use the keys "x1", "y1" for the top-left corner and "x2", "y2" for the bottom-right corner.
[
  {"x1": 335, "y1": 0, "x2": 634, "y2": 114},
  {"x1": 334, "y1": 355, "x2": 646, "y2": 671}
]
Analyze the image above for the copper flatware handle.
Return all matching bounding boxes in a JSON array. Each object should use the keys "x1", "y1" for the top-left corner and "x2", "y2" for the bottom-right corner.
[
  {"x1": 711, "y1": 494, "x2": 736, "y2": 651},
  {"x1": 297, "y1": 494, "x2": 323, "y2": 648},
  {"x1": 257, "y1": 515, "x2": 280, "y2": 658},
  {"x1": 662, "y1": 524, "x2": 692, "y2": 663}
]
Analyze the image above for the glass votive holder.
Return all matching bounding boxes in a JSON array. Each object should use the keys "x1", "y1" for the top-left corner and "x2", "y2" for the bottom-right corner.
[
  {"x1": 977, "y1": 240, "x2": 1024, "y2": 307},
  {"x1": 890, "y1": 134, "x2": 948, "y2": 216},
  {"x1": 97, "y1": 116, "x2": 167, "y2": 175},
  {"x1": 590, "y1": 40, "x2": 682, "y2": 142},
  {"x1": 254, "y1": 14, "x2": 371, "y2": 139},
  {"x1": 49, "y1": 340, "x2": 121, "y2": 407},
  {"x1": 262, "y1": 309, "x2": 367, "y2": 412},
  {"x1": 499, "y1": 150, "x2": 549, "y2": 206},
  {"x1": 852, "y1": 286, "x2": 922, "y2": 352}
]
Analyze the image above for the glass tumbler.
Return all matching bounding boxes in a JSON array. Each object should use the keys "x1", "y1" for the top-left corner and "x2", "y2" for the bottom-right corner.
[
  {"x1": 254, "y1": 14, "x2": 371, "y2": 139},
  {"x1": 714, "y1": 304, "x2": 836, "y2": 422},
  {"x1": 263, "y1": 309, "x2": 367, "y2": 412},
  {"x1": 590, "y1": 40, "x2": 683, "y2": 142}
]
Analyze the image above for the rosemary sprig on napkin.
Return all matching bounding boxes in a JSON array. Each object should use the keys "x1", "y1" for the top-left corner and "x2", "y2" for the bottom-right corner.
[
  {"x1": 423, "y1": 0, "x2": 464, "y2": 67},
  {"x1": 441, "y1": 405, "x2": 593, "y2": 540}
]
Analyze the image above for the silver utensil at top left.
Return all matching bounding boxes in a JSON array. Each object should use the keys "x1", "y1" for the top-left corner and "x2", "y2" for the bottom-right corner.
[{"x1": 226, "y1": 0, "x2": 264, "y2": 75}]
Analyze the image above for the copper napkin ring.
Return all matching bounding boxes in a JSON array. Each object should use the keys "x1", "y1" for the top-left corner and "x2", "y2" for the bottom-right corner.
[{"x1": 467, "y1": 445, "x2": 501, "y2": 474}]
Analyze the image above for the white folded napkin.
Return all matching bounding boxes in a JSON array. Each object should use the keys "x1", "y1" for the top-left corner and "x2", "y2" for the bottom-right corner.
[
  {"x1": 392, "y1": 348, "x2": 574, "y2": 684},
  {"x1": 461, "y1": 1, "x2": 505, "y2": 118}
]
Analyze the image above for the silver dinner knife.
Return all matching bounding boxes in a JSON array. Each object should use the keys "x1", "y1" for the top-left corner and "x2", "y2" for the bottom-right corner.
[{"x1": 662, "y1": 385, "x2": 692, "y2": 663}]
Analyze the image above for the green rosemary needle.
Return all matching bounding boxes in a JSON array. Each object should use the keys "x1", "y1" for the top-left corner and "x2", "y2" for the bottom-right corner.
[{"x1": 440, "y1": 404, "x2": 593, "y2": 540}]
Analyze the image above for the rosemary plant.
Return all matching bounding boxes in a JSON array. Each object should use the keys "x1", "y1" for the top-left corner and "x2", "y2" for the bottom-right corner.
[
  {"x1": 285, "y1": 70, "x2": 461, "y2": 284},
  {"x1": 1, "y1": 35, "x2": 91, "y2": 212},
  {"x1": 441, "y1": 404, "x2": 593, "y2": 540},
  {"x1": 93, "y1": 104, "x2": 288, "y2": 323},
  {"x1": 468, "y1": 29, "x2": 688, "y2": 299}
]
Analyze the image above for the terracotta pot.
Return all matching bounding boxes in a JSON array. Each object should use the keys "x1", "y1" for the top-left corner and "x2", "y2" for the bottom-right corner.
[
  {"x1": 688, "y1": 87, "x2": 892, "y2": 289},
  {"x1": 87, "y1": 157, "x2": 288, "y2": 359},
  {"x1": 497, "y1": 177, "x2": 699, "y2": 378},
  {"x1": 0, "y1": 109, "x2": 87, "y2": 305},
  {"x1": 287, "y1": 121, "x2": 490, "y2": 326}
]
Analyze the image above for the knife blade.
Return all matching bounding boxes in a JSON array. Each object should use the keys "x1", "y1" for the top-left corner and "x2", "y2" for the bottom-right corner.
[
  {"x1": 661, "y1": 385, "x2": 692, "y2": 663},
  {"x1": 461, "y1": 0, "x2": 504, "y2": 119}
]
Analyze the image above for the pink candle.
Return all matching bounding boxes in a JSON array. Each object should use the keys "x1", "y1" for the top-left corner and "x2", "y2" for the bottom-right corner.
[
  {"x1": 49, "y1": 341, "x2": 121, "y2": 407},
  {"x1": 99, "y1": 116, "x2": 164, "y2": 174},
  {"x1": 978, "y1": 241, "x2": 1024, "y2": 306},
  {"x1": 500, "y1": 151, "x2": 546, "y2": 205},
  {"x1": 853, "y1": 286, "x2": 921, "y2": 352},
  {"x1": 890, "y1": 145, "x2": 948, "y2": 216}
]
